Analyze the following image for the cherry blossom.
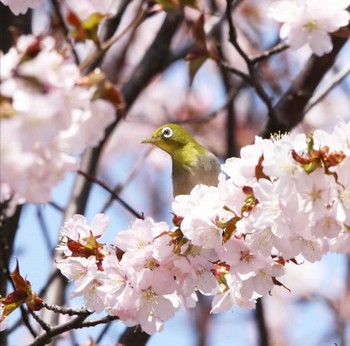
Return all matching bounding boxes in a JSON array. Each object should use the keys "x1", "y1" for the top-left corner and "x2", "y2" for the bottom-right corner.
[
  {"x1": 0, "y1": 0, "x2": 42, "y2": 15},
  {"x1": 0, "y1": 35, "x2": 115, "y2": 211},
  {"x1": 58, "y1": 213, "x2": 109, "y2": 254},
  {"x1": 54, "y1": 120, "x2": 350, "y2": 334},
  {"x1": 65, "y1": 0, "x2": 117, "y2": 20},
  {"x1": 268, "y1": 0, "x2": 350, "y2": 56}
]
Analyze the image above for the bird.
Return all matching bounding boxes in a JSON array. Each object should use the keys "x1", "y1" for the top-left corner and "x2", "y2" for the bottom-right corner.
[{"x1": 142, "y1": 123, "x2": 220, "y2": 197}]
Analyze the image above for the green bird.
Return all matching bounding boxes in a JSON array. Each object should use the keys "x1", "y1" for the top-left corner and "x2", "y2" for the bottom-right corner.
[{"x1": 142, "y1": 123, "x2": 220, "y2": 197}]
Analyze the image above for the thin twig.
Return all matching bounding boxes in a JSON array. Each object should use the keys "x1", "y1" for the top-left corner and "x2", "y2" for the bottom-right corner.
[
  {"x1": 261, "y1": 35, "x2": 348, "y2": 137},
  {"x1": 220, "y1": 61, "x2": 251, "y2": 83},
  {"x1": 77, "y1": 170, "x2": 144, "y2": 219},
  {"x1": 36, "y1": 207, "x2": 54, "y2": 258},
  {"x1": 225, "y1": 0, "x2": 276, "y2": 119},
  {"x1": 255, "y1": 298, "x2": 270, "y2": 346},
  {"x1": 48, "y1": 201, "x2": 64, "y2": 213},
  {"x1": 251, "y1": 43, "x2": 289, "y2": 65},
  {"x1": 41, "y1": 301, "x2": 90, "y2": 316},
  {"x1": 100, "y1": 147, "x2": 153, "y2": 213},
  {"x1": 95, "y1": 320, "x2": 113, "y2": 343},
  {"x1": 51, "y1": 0, "x2": 80, "y2": 65},
  {"x1": 19, "y1": 305, "x2": 38, "y2": 339},
  {"x1": 179, "y1": 87, "x2": 241, "y2": 125},
  {"x1": 304, "y1": 61, "x2": 350, "y2": 114},
  {"x1": 38, "y1": 269, "x2": 64, "y2": 298},
  {"x1": 29, "y1": 314, "x2": 90, "y2": 346},
  {"x1": 80, "y1": 315, "x2": 119, "y2": 328},
  {"x1": 29, "y1": 310, "x2": 51, "y2": 333},
  {"x1": 79, "y1": 8, "x2": 148, "y2": 73}
]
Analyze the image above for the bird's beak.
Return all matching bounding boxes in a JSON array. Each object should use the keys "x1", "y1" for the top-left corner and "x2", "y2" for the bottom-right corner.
[{"x1": 141, "y1": 136, "x2": 157, "y2": 144}]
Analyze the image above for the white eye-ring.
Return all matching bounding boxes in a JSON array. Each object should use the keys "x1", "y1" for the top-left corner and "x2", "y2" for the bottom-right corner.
[{"x1": 162, "y1": 127, "x2": 173, "y2": 139}]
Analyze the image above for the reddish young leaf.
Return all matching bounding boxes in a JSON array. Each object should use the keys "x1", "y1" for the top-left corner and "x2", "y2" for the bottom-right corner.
[{"x1": 186, "y1": 14, "x2": 210, "y2": 85}]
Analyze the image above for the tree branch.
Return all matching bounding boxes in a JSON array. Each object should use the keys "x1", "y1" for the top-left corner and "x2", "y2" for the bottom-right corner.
[
  {"x1": 50, "y1": 0, "x2": 80, "y2": 64},
  {"x1": 41, "y1": 9, "x2": 185, "y2": 344},
  {"x1": 251, "y1": 43, "x2": 289, "y2": 65},
  {"x1": 304, "y1": 60, "x2": 350, "y2": 115},
  {"x1": 77, "y1": 170, "x2": 144, "y2": 219},
  {"x1": 80, "y1": 2, "x2": 147, "y2": 74},
  {"x1": 29, "y1": 315, "x2": 90, "y2": 346},
  {"x1": 121, "y1": 9, "x2": 184, "y2": 108},
  {"x1": 225, "y1": 0, "x2": 276, "y2": 120},
  {"x1": 100, "y1": 147, "x2": 153, "y2": 214},
  {"x1": 254, "y1": 298, "x2": 270, "y2": 346},
  {"x1": 118, "y1": 326, "x2": 151, "y2": 346},
  {"x1": 261, "y1": 36, "x2": 348, "y2": 137}
]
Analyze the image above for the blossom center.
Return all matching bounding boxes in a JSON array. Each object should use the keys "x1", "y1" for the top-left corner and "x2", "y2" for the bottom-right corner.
[
  {"x1": 339, "y1": 188, "x2": 350, "y2": 208},
  {"x1": 303, "y1": 20, "x2": 318, "y2": 32},
  {"x1": 309, "y1": 185, "x2": 322, "y2": 202},
  {"x1": 240, "y1": 250, "x2": 253, "y2": 262}
]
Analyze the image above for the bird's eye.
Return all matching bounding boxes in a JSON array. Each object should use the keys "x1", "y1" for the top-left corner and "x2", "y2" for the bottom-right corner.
[{"x1": 162, "y1": 127, "x2": 173, "y2": 139}]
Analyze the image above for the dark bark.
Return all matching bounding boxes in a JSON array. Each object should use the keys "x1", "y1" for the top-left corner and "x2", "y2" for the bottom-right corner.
[{"x1": 261, "y1": 36, "x2": 348, "y2": 138}]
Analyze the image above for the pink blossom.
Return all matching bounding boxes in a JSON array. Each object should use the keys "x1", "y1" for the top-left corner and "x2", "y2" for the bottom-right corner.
[
  {"x1": 60, "y1": 213, "x2": 108, "y2": 241},
  {"x1": 0, "y1": 35, "x2": 115, "y2": 209},
  {"x1": 56, "y1": 256, "x2": 98, "y2": 293},
  {"x1": 268, "y1": 0, "x2": 350, "y2": 56},
  {"x1": 53, "y1": 119, "x2": 350, "y2": 334},
  {"x1": 221, "y1": 137, "x2": 267, "y2": 186},
  {"x1": 114, "y1": 217, "x2": 169, "y2": 253},
  {"x1": 0, "y1": 0, "x2": 42, "y2": 15},
  {"x1": 240, "y1": 262, "x2": 285, "y2": 299},
  {"x1": 172, "y1": 185, "x2": 228, "y2": 251},
  {"x1": 211, "y1": 275, "x2": 256, "y2": 313},
  {"x1": 65, "y1": 0, "x2": 116, "y2": 20}
]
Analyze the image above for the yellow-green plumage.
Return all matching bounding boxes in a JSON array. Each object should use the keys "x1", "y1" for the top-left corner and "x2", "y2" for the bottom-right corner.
[{"x1": 142, "y1": 123, "x2": 220, "y2": 196}]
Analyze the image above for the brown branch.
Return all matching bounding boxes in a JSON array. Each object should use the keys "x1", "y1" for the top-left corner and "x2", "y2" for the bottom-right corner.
[
  {"x1": 0, "y1": 2, "x2": 32, "y2": 53},
  {"x1": 80, "y1": 4, "x2": 147, "y2": 74},
  {"x1": 95, "y1": 320, "x2": 113, "y2": 343},
  {"x1": 41, "y1": 7, "x2": 185, "y2": 343},
  {"x1": 225, "y1": 0, "x2": 276, "y2": 120},
  {"x1": 254, "y1": 298, "x2": 270, "y2": 346},
  {"x1": 29, "y1": 315, "x2": 90, "y2": 346},
  {"x1": 29, "y1": 312, "x2": 118, "y2": 346},
  {"x1": 100, "y1": 147, "x2": 153, "y2": 213},
  {"x1": 220, "y1": 61, "x2": 251, "y2": 83},
  {"x1": 261, "y1": 36, "x2": 348, "y2": 138},
  {"x1": 41, "y1": 301, "x2": 90, "y2": 316},
  {"x1": 118, "y1": 326, "x2": 151, "y2": 346},
  {"x1": 29, "y1": 310, "x2": 51, "y2": 334},
  {"x1": 89, "y1": 0, "x2": 134, "y2": 74},
  {"x1": 36, "y1": 207, "x2": 54, "y2": 258},
  {"x1": 121, "y1": 9, "x2": 184, "y2": 108},
  {"x1": 77, "y1": 170, "x2": 144, "y2": 219},
  {"x1": 251, "y1": 43, "x2": 289, "y2": 65},
  {"x1": 80, "y1": 315, "x2": 119, "y2": 328},
  {"x1": 0, "y1": 205, "x2": 22, "y2": 345},
  {"x1": 50, "y1": 0, "x2": 80, "y2": 64},
  {"x1": 304, "y1": 60, "x2": 350, "y2": 115}
]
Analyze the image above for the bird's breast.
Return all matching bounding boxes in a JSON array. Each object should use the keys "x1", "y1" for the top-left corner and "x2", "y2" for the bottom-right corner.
[{"x1": 172, "y1": 152, "x2": 220, "y2": 196}]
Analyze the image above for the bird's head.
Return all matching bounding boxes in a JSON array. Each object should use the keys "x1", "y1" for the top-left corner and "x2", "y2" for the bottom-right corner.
[{"x1": 141, "y1": 123, "x2": 195, "y2": 155}]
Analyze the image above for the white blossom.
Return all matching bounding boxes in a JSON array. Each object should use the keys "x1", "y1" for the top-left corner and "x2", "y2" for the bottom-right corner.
[{"x1": 268, "y1": 0, "x2": 350, "y2": 56}]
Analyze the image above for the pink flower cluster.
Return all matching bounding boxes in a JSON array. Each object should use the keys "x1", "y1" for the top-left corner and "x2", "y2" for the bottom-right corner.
[
  {"x1": 0, "y1": 35, "x2": 115, "y2": 213},
  {"x1": 268, "y1": 0, "x2": 350, "y2": 56},
  {"x1": 56, "y1": 121, "x2": 350, "y2": 334}
]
